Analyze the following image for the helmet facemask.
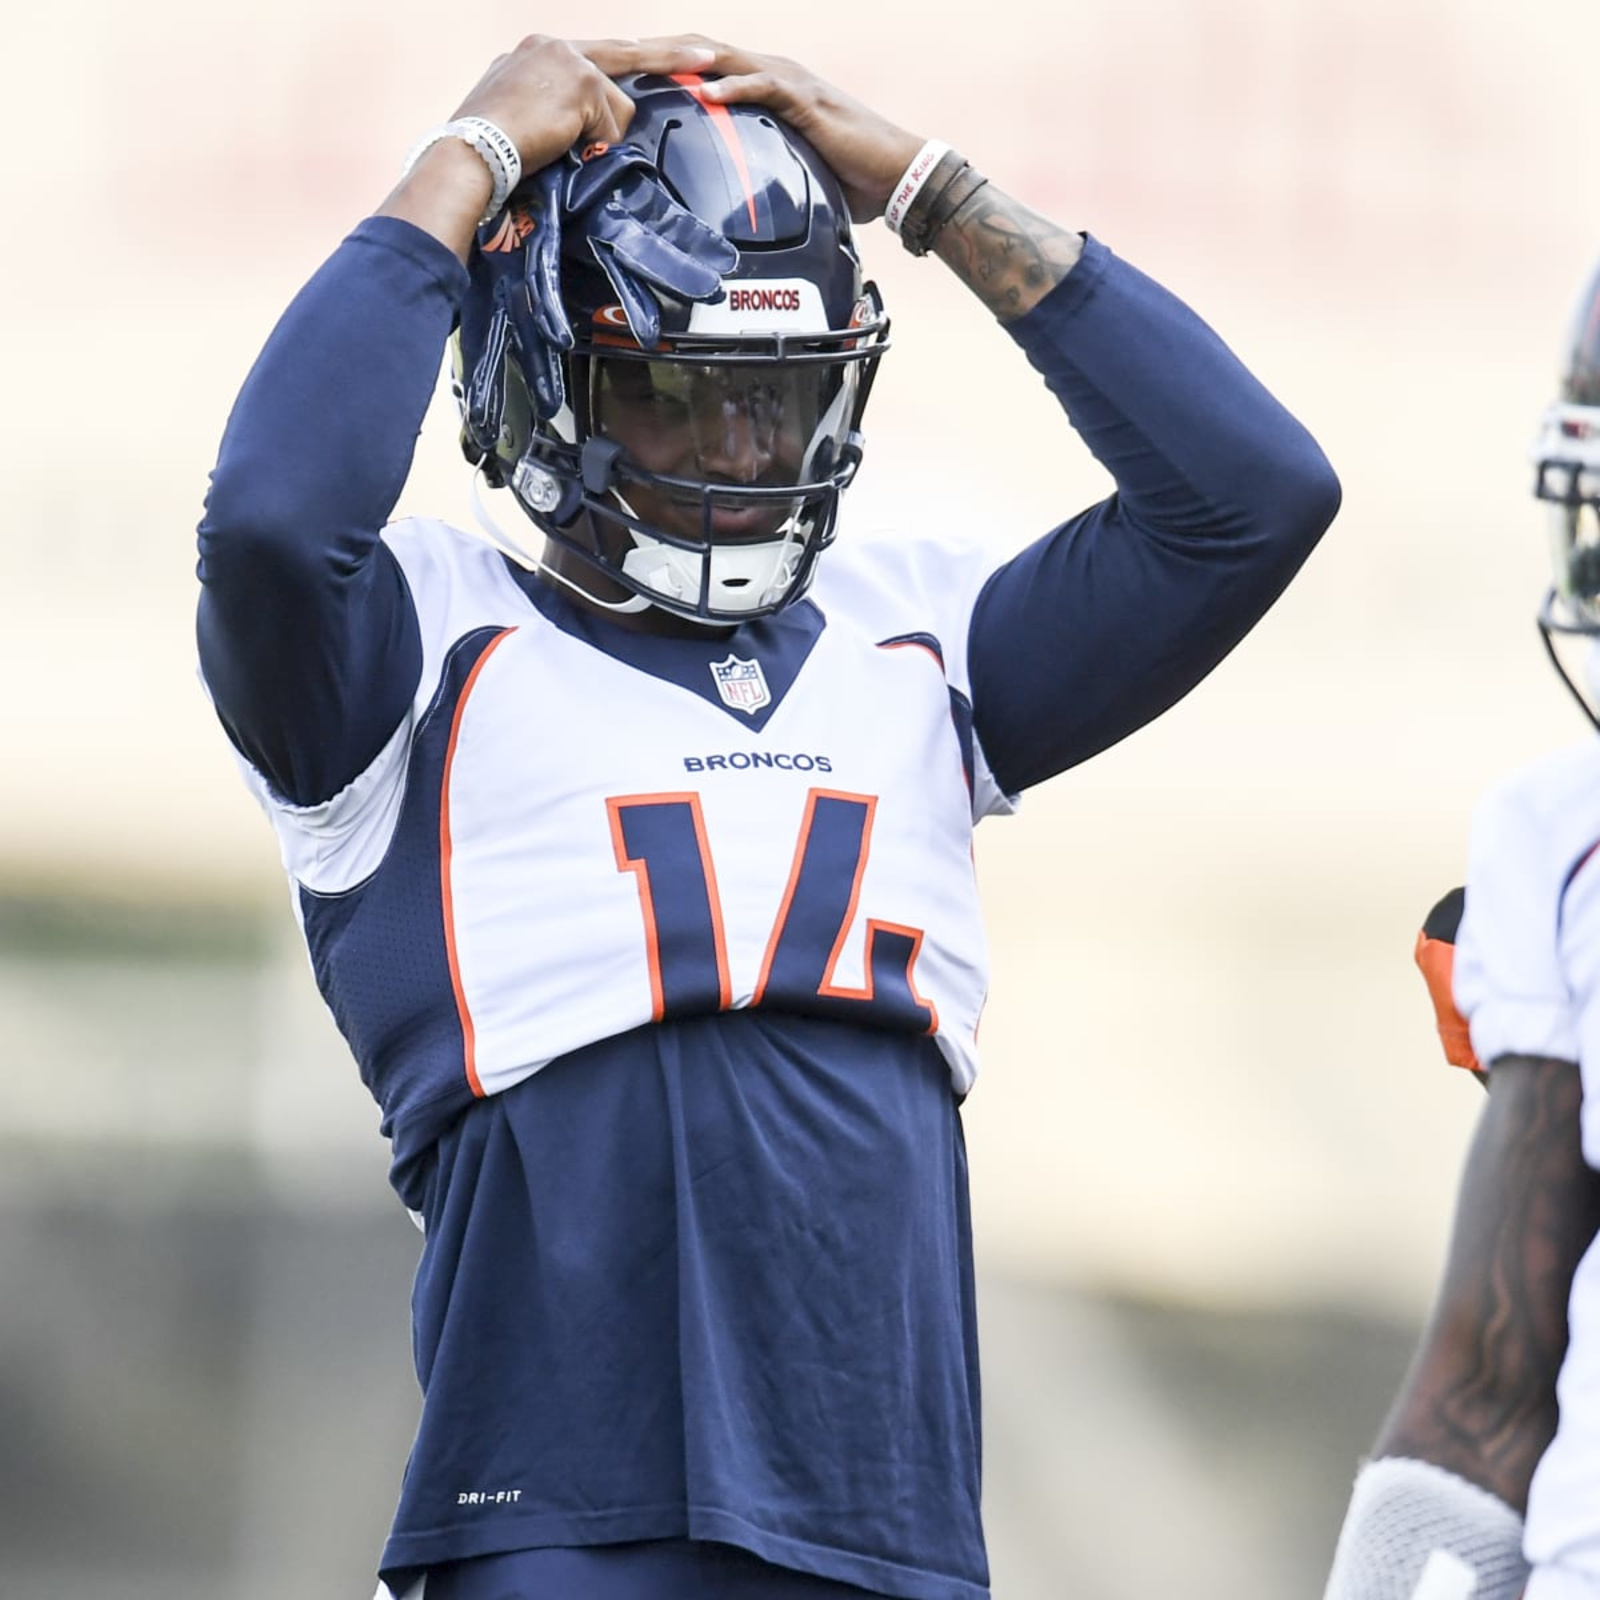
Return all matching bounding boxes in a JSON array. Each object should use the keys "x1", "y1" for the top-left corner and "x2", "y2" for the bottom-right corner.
[
  {"x1": 1534, "y1": 260, "x2": 1600, "y2": 726},
  {"x1": 1534, "y1": 404, "x2": 1600, "y2": 633},
  {"x1": 570, "y1": 307, "x2": 883, "y2": 620},
  {"x1": 1534, "y1": 428, "x2": 1600, "y2": 729}
]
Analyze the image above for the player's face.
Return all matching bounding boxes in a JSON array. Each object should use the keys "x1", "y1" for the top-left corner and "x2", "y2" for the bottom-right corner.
[{"x1": 591, "y1": 357, "x2": 830, "y2": 543}]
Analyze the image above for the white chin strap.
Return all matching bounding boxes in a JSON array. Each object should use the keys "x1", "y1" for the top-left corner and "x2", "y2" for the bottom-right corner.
[
  {"x1": 471, "y1": 462, "x2": 808, "y2": 624},
  {"x1": 619, "y1": 529, "x2": 803, "y2": 619}
]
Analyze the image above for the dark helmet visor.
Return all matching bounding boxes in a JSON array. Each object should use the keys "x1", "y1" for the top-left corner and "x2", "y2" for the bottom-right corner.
[{"x1": 591, "y1": 357, "x2": 857, "y2": 489}]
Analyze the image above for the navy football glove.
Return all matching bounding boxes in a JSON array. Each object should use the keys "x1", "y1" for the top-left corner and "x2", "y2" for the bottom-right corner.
[
  {"x1": 562, "y1": 140, "x2": 739, "y2": 350},
  {"x1": 460, "y1": 163, "x2": 569, "y2": 452}
]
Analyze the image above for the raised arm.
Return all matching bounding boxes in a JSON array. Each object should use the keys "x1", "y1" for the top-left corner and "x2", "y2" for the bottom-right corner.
[
  {"x1": 196, "y1": 35, "x2": 725, "y2": 804},
  {"x1": 685, "y1": 37, "x2": 1339, "y2": 794}
]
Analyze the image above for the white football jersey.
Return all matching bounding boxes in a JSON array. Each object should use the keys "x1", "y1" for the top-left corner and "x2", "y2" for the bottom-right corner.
[
  {"x1": 1456, "y1": 737, "x2": 1600, "y2": 1589},
  {"x1": 230, "y1": 516, "x2": 1018, "y2": 1113}
]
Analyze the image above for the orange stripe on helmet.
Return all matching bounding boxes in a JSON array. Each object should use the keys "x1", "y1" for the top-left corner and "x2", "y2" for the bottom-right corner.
[{"x1": 671, "y1": 73, "x2": 760, "y2": 233}]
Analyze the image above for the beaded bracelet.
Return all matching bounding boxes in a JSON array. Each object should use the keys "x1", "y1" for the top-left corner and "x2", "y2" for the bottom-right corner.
[{"x1": 401, "y1": 116, "x2": 522, "y2": 227}]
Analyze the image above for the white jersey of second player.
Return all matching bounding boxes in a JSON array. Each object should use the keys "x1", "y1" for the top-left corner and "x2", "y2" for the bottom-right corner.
[{"x1": 1456, "y1": 737, "x2": 1600, "y2": 1597}]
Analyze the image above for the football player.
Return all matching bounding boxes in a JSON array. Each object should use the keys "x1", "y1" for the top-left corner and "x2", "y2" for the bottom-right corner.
[
  {"x1": 196, "y1": 33, "x2": 1340, "y2": 1600},
  {"x1": 1322, "y1": 259, "x2": 1600, "y2": 1600}
]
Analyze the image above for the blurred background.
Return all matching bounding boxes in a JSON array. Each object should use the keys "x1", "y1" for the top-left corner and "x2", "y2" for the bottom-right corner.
[{"x1": 3, "y1": 0, "x2": 1596, "y2": 1594}]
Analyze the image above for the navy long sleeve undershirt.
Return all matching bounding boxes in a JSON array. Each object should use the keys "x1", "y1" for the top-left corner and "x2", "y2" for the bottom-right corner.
[
  {"x1": 197, "y1": 220, "x2": 462, "y2": 805},
  {"x1": 197, "y1": 216, "x2": 1338, "y2": 806},
  {"x1": 968, "y1": 241, "x2": 1339, "y2": 792}
]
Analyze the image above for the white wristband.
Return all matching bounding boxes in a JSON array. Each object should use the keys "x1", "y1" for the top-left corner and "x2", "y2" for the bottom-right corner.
[
  {"x1": 401, "y1": 116, "x2": 522, "y2": 227},
  {"x1": 884, "y1": 139, "x2": 952, "y2": 235},
  {"x1": 1322, "y1": 1458, "x2": 1527, "y2": 1600}
]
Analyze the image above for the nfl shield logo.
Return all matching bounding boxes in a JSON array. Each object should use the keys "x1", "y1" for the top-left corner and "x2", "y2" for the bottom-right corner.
[{"x1": 710, "y1": 653, "x2": 771, "y2": 715}]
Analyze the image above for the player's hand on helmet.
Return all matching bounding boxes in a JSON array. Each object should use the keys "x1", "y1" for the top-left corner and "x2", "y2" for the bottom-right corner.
[
  {"x1": 448, "y1": 36, "x2": 706, "y2": 177},
  {"x1": 388, "y1": 35, "x2": 723, "y2": 255},
  {"x1": 642, "y1": 37, "x2": 925, "y2": 223},
  {"x1": 449, "y1": 36, "x2": 742, "y2": 431}
]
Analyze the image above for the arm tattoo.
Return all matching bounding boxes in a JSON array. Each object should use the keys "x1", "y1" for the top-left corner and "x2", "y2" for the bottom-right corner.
[
  {"x1": 1376, "y1": 1056, "x2": 1600, "y2": 1510},
  {"x1": 931, "y1": 185, "x2": 1085, "y2": 322}
]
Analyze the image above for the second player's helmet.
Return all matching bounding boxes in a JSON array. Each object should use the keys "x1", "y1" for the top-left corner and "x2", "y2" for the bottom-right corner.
[
  {"x1": 1532, "y1": 256, "x2": 1600, "y2": 725},
  {"x1": 468, "y1": 74, "x2": 890, "y2": 626},
  {"x1": 1534, "y1": 257, "x2": 1600, "y2": 637}
]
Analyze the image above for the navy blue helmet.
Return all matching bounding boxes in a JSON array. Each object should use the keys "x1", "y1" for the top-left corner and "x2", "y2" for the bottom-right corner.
[
  {"x1": 1536, "y1": 257, "x2": 1600, "y2": 636},
  {"x1": 456, "y1": 73, "x2": 891, "y2": 625}
]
